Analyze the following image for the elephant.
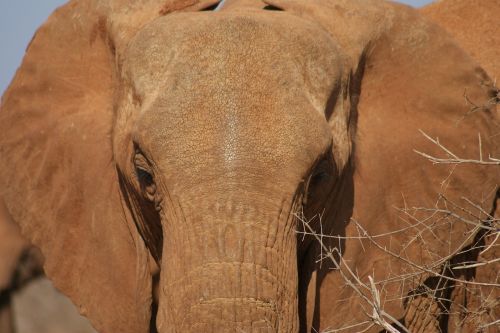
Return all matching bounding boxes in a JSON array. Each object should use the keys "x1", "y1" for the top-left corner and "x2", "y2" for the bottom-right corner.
[{"x1": 0, "y1": 0, "x2": 498, "y2": 332}]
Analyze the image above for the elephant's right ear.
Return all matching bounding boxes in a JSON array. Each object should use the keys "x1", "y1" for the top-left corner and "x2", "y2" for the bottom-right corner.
[{"x1": 0, "y1": 1, "x2": 157, "y2": 332}]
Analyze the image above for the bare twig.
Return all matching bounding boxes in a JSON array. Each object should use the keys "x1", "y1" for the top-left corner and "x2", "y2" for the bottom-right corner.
[
  {"x1": 296, "y1": 120, "x2": 500, "y2": 331},
  {"x1": 451, "y1": 257, "x2": 500, "y2": 270},
  {"x1": 295, "y1": 210, "x2": 410, "y2": 333},
  {"x1": 414, "y1": 130, "x2": 500, "y2": 165}
]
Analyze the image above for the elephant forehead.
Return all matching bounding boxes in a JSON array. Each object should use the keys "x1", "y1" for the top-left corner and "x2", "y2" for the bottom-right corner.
[
  {"x1": 124, "y1": 11, "x2": 343, "y2": 96},
  {"x1": 123, "y1": 12, "x2": 338, "y2": 183}
]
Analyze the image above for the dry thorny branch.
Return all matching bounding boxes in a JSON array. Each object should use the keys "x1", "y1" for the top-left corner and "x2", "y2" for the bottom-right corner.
[
  {"x1": 414, "y1": 130, "x2": 500, "y2": 166},
  {"x1": 414, "y1": 87, "x2": 500, "y2": 166},
  {"x1": 295, "y1": 209, "x2": 409, "y2": 333},
  {"x1": 295, "y1": 129, "x2": 499, "y2": 331},
  {"x1": 461, "y1": 86, "x2": 500, "y2": 119},
  {"x1": 296, "y1": 199, "x2": 498, "y2": 332}
]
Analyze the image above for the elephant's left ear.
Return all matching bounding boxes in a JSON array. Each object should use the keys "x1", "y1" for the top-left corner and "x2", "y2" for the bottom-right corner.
[
  {"x1": 268, "y1": 0, "x2": 499, "y2": 328},
  {"x1": 421, "y1": 0, "x2": 500, "y2": 82}
]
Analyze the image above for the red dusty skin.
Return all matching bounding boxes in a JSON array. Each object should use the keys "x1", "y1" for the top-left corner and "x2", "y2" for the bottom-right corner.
[{"x1": 156, "y1": 196, "x2": 300, "y2": 333}]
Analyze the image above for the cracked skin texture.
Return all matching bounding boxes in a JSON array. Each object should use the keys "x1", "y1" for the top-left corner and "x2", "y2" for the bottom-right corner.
[{"x1": 0, "y1": 0, "x2": 498, "y2": 332}]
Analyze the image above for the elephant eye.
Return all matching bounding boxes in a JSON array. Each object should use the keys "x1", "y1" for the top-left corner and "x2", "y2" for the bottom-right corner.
[
  {"x1": 136, "y1": 167, "x2": 153, "y2": 186},
  {"x1": 309, "y1": 170, "x2": 331, "y2": 188},
  {"x1": 303, "y1": 152, "x2": 336, "y2": 206},
  {"x1": 136, "y1": 166, "x2": 157, "y2": 201},
  {"x1": 263, "y1": 5, "x2": 283, "y2": 11},
  {"x1": 133, "y1": 147, "x2": 157, "y2": 201},
  {"x1": 305, "y1": 169, "x2": 332, "y2": 202}
]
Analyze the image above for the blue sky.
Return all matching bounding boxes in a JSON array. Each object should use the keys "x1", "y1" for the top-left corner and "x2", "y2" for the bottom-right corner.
[{"x1": 0, "y1": 0, "x2": 433, "y2": 95}]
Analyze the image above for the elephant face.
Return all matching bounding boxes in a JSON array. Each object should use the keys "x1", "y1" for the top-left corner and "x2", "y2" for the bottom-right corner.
[
  {"x1": 117, "y1": 13, "x2": 339, "y2": 197},
  {"x1": 0, "y1": 1, "x2": 498, "y2": 333},
  {"x1": 114, "y1": 13, "x2": 343, "y2": 331}
]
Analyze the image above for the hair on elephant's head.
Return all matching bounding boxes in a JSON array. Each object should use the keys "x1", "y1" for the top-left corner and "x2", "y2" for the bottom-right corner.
[{"x1": 0, "y1": 0, "x2": 498, "y2": 332}]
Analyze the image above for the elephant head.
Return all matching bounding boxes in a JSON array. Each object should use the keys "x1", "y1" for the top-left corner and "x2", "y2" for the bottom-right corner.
[{"x1": 0, "y1": 0, "x2": 498, "y2": 332}]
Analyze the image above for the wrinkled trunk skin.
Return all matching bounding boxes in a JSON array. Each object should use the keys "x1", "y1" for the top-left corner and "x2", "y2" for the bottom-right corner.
[{"x1": 156, "y1": 197, "x2": 299, "y2": 333}]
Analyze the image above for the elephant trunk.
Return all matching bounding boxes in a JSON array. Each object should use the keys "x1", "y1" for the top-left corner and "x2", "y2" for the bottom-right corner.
[{"x1": 156, "y1": 198, "x2": 300, "y2": 333}]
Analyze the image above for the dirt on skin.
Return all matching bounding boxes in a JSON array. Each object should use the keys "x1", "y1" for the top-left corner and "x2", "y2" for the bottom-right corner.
[{"x1": 13, "y1": 278, "x2": 96, "y2": 333}]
